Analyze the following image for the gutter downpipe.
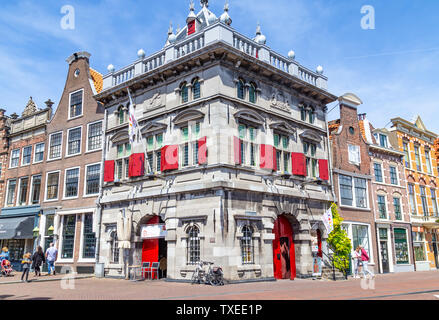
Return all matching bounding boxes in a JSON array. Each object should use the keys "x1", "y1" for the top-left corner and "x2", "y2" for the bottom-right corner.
[{"x1": 95, "y1": 108, "x2": 108, "y2": 274}]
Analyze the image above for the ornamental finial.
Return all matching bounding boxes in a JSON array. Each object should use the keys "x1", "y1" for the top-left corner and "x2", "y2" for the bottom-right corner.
[{"x1": 201, "y1": 0, "x2": 208, "y2": 7}]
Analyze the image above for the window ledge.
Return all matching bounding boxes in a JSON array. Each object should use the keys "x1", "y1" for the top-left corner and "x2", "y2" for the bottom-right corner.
[
  {"x1": 85, "y1": 148, "x2": 102, "y2": 155},
  {"x1": 65, "y1": 153, "x2": 82, "y2": 159},
  {"x1": 237, "y1": 265, "x2": 261, "y2": 272},
  {"x1": 68, "y1": 115, "x2": 83, "y2": 122}
]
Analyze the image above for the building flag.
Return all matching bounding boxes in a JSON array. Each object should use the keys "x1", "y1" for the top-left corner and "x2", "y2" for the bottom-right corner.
[
  {"x1": 127, "y1": 87, "x2": 138, "y2": 144},
  {"x1": 323, "y1": 207, "x2": 334, "y2": 234}
]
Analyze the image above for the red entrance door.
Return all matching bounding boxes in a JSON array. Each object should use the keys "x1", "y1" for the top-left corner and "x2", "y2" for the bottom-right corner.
[
  {"x1": 272, "y1": 215, "x2": 296, "y2": 280},
  {"x1": 141, "y1": 216, "x2": 160, "y2": 264}
]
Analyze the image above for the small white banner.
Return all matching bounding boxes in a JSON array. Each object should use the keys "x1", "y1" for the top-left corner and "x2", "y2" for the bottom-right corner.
[
  {"x1": 140, "y1": 224, "x2": 167, "y2": 239},
  {"x1": 323, "y1": 208, "x2": 334, "y2": 234}
]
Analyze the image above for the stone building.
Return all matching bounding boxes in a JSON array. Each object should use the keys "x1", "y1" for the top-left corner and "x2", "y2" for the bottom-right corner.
[
  {"x1": 94, "y1": 1, "x2": 337, "y2": 281},
  {"x1": 389, "y1": 116, "x2": 439, "y2": 271},
  {"x1": 358, "y1": 114, "x2": 414, "y2": 273},
  {"x1": 0, "y1": 98, "x2": 51, "y2": 270},
  {"x1": 328, "y1": 94, "x2": 379, "y2": 274},
  {"x1": 38, "y1": 52, "x2": 104, "y2": 274}
]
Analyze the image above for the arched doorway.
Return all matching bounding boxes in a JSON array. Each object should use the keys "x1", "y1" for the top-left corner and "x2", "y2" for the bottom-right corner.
[
  {"x1": 141, "y1": 216, "x2": 167, "y2": 278},
  {"x1": 272, "y1": 215, "x2": 296, "y2": 280}
]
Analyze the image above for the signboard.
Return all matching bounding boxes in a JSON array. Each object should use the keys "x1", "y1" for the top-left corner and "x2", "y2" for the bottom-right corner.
[{"x1": 140, "y1": 224, "x2": 167, "y2": 239}]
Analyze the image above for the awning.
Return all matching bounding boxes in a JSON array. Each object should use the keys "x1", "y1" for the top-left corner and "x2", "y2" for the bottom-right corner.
[{"x1": 0, "y1": 216, "x2": 35, "y2": 240}]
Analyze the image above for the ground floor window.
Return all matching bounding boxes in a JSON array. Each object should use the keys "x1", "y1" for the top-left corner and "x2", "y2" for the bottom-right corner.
[
  {"x1": 0, "y1": 239, "x2": 25, "y2": 262},
  {"x1": 412, "y1": 232, "x2": 426, "y2": 261},
  {"x1": 352, "y1": 224, "x2": 371, "y2": 257},
  {"x1": 394, "y1": 228, "x2": 409, "y2": 264},
  {"x1": 61, "y1": 215, "x2": 76, "y2": 259},
  {"x1": 110, "y1": 230, "x2": 119, "y2": 264},
  {"x1": 241, "y1": 226, "x2": 254, "y2": 264},
  {"x1": 82, "y1": 214, "x2": 96, "y2": 259},
  {"x1": 187, "y1": 226, "x2": 200, "y2": 265}
]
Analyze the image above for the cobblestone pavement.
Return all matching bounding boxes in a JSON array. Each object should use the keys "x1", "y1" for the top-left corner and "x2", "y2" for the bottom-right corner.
[{"x1": 0, "y1": 270, "x2": 438, "y2": 300}]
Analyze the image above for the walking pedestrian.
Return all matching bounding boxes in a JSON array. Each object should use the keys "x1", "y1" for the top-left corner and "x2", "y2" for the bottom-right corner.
[
  {"x1": 45, "y1": 243, "x2": 58, "y2": 276},
  {"x1": 360, "y1": 245, "x2": 374, "y2": 279},
  {"x1": 352, "y1": 246, "x2": 362, "y2": 278},
  {"x1": 21, "y1": 253, "x2": 32, "y2": 282},
  {"x1": 31, "y1": 246, "x2": 45, "y2": 277}
]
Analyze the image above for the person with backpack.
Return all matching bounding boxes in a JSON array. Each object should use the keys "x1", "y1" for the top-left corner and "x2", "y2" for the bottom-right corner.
[
  {"x1": 31, "y1": 246, "x2": 45, "y2": 277},
  {"x1": 360, "y1": 245, "x2": 375, "y2": 279}
]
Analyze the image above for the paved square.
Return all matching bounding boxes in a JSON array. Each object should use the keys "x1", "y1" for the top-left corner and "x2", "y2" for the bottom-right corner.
[{"x1": 1, "y1": 270, "x2": 438, "y2": 300}]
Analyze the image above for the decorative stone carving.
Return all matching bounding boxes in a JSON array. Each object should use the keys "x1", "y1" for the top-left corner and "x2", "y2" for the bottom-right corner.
[
  {"x1": 22, "y1": 97, "x2": 37, "y2": 117},
  {"x1": 270, "y1": 90, "x2": 290, "y2": 113},
  {"x1": 144, "y1": 91, "x2": 164, "y2": 112}
]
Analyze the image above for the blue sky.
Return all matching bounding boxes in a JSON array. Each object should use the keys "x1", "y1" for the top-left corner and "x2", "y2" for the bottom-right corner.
[{"x1": 1, "y1": 0, "x2": 438, "y2": 132}]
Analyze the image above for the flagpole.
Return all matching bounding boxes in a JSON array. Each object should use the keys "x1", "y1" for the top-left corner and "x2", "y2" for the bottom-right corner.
[{"x1": 127, "y1": 87, "x2": 153, "y2": 174}]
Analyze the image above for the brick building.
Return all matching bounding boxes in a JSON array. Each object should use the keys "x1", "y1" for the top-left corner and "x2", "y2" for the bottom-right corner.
[
  {"x1": 0, "y1": 108, "x2": 10, "y2": 209},
  {"x1": 94, "y1": 1, "x2": 337, "y2": 281},
  {"x1": 329, "y1": 93, "x2": 379, "y2": 274},
  {"x1": 389, "y1": 116, "x2": 439, "y2": 271},
  {"x1": 0, "y1": 98, "x2": 52, "y2": 270},
  {"x1": 358, "y1": 114, "x2": 414, "y2": 273},
  {"x1": 38, "y1": 52, "x2": 104, "y2": 274}
]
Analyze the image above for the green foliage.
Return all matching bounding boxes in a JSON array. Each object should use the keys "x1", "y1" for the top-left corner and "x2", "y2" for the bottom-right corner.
[{"x1": 327, "y1": 203, "x2": 352, "y2": 275}]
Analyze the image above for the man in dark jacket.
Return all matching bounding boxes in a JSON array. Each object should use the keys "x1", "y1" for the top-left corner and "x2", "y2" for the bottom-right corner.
[{"x1": 31, "y1": 246, "x2": 46, "y2": 277}]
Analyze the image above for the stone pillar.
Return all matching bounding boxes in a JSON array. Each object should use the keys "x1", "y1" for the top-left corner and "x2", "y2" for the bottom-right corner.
[{"x1": 293, "y1": 208, "x2": 313, "y2": 278}]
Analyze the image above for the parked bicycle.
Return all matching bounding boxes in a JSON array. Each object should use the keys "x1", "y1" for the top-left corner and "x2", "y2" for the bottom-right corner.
[{"x1": 191, "y1": 260, "x2": 224, "y2": 286}]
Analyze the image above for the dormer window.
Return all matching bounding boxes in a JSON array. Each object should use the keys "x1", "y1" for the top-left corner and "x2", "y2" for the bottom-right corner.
[{"x1": 376, "y1": 133, "x2": 388, "y2": 148}]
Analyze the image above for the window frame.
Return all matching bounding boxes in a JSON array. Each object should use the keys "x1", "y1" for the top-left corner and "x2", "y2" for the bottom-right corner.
[
  {"x1": 377, "y1": 194, "x2": 388, "y2": 219},
  {"x1": 21, "y1": 146, "x2": 32, "y2": 166},
  {"x1": 78, "y1": 213, "x2": 96, "y2": 262},
  {"x1": 84, "y1": 163, "x2": 101, "y2": 197},
  {"x1": 68, "y1": 88, "x2": 84, "y2": 119},
  {"x1": 44, "y1": 170, "x2": 61, "y2": 202},
  {"x1": 347, "y1": 144, "x2": 361, "y2": 165},
  {"x1": 33, "y1": 142, "x2": 45, "y2": 164},
  {"x1": 48, "y1": 131, "x2": 63, "y2": 161},
  {"x1": 29, "y1": 174, "x2": 42, "y2": 205},
  {"x1": 186, "y1": 225, "x2": 201, "y2": 265},
  {"x1": 238, "y1": 122, "x2": 258, "y2": 168},
  {"x1": 17, "y1": 176, "x2": 29, "y2": 206},
  {"x1": 86, "y1": 120, "x2": 103, "y2": 153},
  {"x1": 240, "y1": 225, "x2": 254, "y2": 265},
  {"x1": 338, "y1": 174, "x2": 369, "y2": 209},
  {"x1": 6, "y1": 179, "x2": 17, "y2": 207},
  {"x1": 10, "y1": 149, "x2": 20, "y2": 168},
  {"x1": 66, "y1": 126, "x2": 83, "y2": 157},
  {"x1": 180, "y1": 122, "x2": 202, "y2": 169},
  {"x1": 63, "y1": 167, "x2": 81, "y2": 200},
  {"x1": 373, "y1": 162, "x2": 383, "y2": 183},
  {"x1": 59, "y1": 214, "x2": 76, "y2": 262}
]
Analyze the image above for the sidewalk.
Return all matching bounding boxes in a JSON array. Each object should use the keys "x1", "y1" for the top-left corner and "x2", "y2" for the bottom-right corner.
[{"x1": 0, "y1": 272, "x2": 94, "y2": 285}]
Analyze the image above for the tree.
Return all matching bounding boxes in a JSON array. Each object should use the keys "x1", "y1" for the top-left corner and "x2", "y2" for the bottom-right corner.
[{"x1": 327, "y1": 203, "x2": 352, "y2": 277}]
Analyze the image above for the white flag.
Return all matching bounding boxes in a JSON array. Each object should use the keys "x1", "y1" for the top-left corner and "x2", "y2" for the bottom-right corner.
[
  {"x1": 323, "y1": 208, "x2": 334, "y2": 234},
  {"x1": 127, "y1": 87, "x2": 137, "y2": 144}
]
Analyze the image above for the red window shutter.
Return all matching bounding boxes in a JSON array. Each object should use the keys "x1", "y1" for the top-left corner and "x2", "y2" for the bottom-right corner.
[
  {"x1": 256, "y1": 50, "x2": 259, "y2": 59},
  {"x1": 291, "y1": 152, "x2": 306, "y2": 176},
  {"x1": 161, "y1": 145, "x2": 179, "y2": 171},
  {"x1": 129, "y1": 153, "x2": 145, "y2": 177},
  {"x1": 273, "y1": 147, "x2": 277, "y2": 171},
  {"x1": 319, "y1": 159, "x2": 329, "y2": 181},
  {"x1": 234, "y1": 136, "x2": 241, "y2": 165},
  {"x1": 260, "y1": 145, "x2": 275, "y2": 170},
  {"x1": 104, "y1": 160, "x2": 115, "y2": 182},
  {"x1": 187, "y1": 21, "x2": 195, "y2": 35},
  {"x1": 198, "y1": 137, "x2": 207, "y2": 165}
]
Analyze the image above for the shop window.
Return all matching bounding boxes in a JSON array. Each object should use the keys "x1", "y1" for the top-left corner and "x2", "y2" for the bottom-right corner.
[
  {"x1": 394, "y1": 229, "x2": 409, "y2": 264},
  {"x1": 187, "y1": 226, "x2": 200, "y2": 265},
  {"x1": 412, "y1": 232, "x2": 426, "y2": 261},
  {"x1": 241, "y1": 226, "x2": 254, "y2": 264},
  {"x1": 82, "y1": 214, "x2": 96, "y2": 259},
  {"x1": 61, "y1": 215, "x2": 76, "y2": 259},
  {"x1": 352, "y1": 224, "x2": 371, "y2": 259}
]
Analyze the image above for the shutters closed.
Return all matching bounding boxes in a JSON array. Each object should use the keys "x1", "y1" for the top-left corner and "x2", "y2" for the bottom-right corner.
[
  {"x1": 161, "y1": 145, "x2": 179, "y2": 171},
  {"x1": 260, "y1": 144, "x2": 276, "y2": 171},
  {"x1": 291, "y1": 152, "x2": 306, "y2": 176},
  {"x1": 198, "y1": 137, "x2": 207, "y2": 165},
  {"x1": 104, "y1": 160, "x2": 115, "y2": 182},
  {"x1": 129, "y1": 153, "x2": 145, "y2": 177},
  {"x1": 318, "y1": 159, "x2": 329, "y2": 180},
  {"x1": 234, "y1": 136, "x2": 242, "y2": 165}
]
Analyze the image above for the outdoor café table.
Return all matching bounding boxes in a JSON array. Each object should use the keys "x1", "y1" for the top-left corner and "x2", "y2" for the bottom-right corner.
[{"x1": 128, "y1": 265, "x2": 142, "y2": 282}]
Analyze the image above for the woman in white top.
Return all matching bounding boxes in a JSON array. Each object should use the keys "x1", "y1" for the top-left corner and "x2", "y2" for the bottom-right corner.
[{"x1": 352, "y1": 246, "x2": 362, "y2": 278}]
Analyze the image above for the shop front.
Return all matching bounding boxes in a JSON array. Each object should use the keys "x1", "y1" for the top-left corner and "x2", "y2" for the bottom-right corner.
[{"x1": 0, "y1": 205, "x2": 40, "y2": 271}]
